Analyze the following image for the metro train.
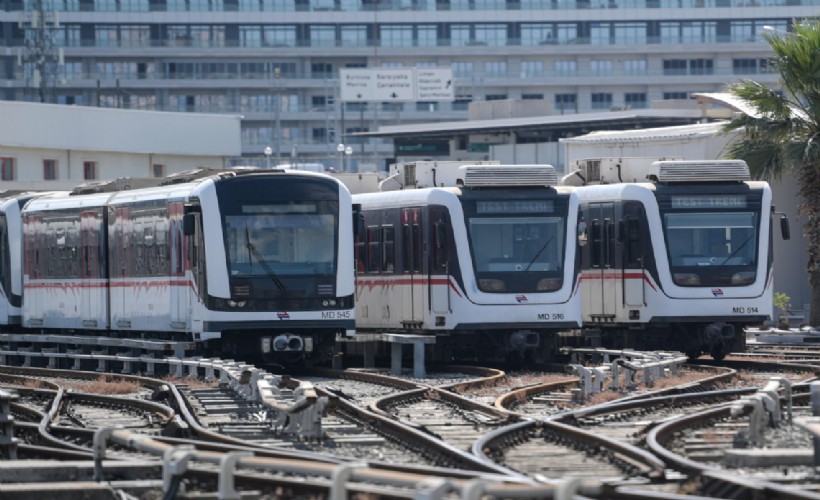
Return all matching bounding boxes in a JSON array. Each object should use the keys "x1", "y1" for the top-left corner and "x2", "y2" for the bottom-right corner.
[
  {"x1": 566, "y1": 158, "x2": 790, "y2": 359},
  {"x1": 0, "y1": 168, "x2": 357, "y2": 363},
  {"x1": 352, "y1": 163, "x2": 582, "y2": 364}
]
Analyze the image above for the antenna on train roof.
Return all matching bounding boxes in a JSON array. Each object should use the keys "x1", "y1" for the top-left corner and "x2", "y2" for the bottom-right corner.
[{"x1": 160, "y1": 166, "x2": 267, "y2": 186}]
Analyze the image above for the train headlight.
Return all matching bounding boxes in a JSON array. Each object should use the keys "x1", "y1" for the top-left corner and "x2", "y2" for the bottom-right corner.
[
  {"x1": 479, "y1": 279, "x2": 506, "y2": 292},
  {"x1": 322, "y1": 299, "x2": 337, "y2": 307},
  {"x1": 536, "y1": 278, "x2": 562, "y2": 292},
  {"x1": 673, "y1": 273, "x2": 701, "y2": 285},
  {"x1": 731, "y1": 271, "x2": 756, "y2": 285},
  {"x1": 228, "y1": 300, "x2": 237, "y2": 307}
]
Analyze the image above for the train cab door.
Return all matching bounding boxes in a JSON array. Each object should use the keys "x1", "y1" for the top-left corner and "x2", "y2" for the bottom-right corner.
[
  {"x1": 169, "y1": 203, "x2": 189, "y2": 330},
  {"x1": 587, "y1": 203, "x2": 617, "y2": 320},
  {"x1": 429, "y1": 207, "x2": 451, "y2": 315},
  {"x1": 621, "y1": 202, "x2": 645, "y2": 308},
  {"x1": 185, "y1": 207, "x2": 205, "y2": 332},
  {"x1": 80, "y1": 211, "x2": 101, "y2": 328},
  {"x1": 401, "y1": 209, "x2": 423, "y2": 326}
]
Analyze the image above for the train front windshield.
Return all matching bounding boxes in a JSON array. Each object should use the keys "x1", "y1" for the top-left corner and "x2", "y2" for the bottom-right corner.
[
  {"x1": 658, "y1": 193, "x2": 761, "y2": 287},
  {"x1": 224, "y1": 202, "x2": 337, "y2": 278},
  {"x1": 462, "y1": 197, "x2": 568, "y2": 293}
]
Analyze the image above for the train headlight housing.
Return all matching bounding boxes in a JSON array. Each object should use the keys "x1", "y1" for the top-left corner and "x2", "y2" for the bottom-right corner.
[
  {"x1": 322, "y1": 299, "x2": 338, "y2": 307},
  {"x1": 479, "y1": 279, "x2": 506, "y2": 292},
  {"x1": 536, "y1": 278, "x2": 562, "y2": 292},
  {"x1": 673, "y1": 273, "x2": 700, "y2": 286},
  {"x1": 731, "y1": 271, "x2": 756, "y2": 285},
  {"x1": 227, "y1": 300, "x2": 247, "y2": 308}
]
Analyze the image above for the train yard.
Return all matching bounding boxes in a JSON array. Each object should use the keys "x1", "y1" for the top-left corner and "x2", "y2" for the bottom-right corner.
[{"x1": 0, "y1": 331, "x2": 818, "y2": 499}]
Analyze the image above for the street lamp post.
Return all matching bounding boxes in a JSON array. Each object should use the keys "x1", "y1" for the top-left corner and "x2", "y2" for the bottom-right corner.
[
  {"x1": 344, "y1": 145, "x2": 353, "y2": 172},
  {"x1": 264, "y1": 146, "x2": 272, "y2": 169},
  {"x1": 336, "y1": 143, "x2": 345, "y2": 172},
  {"x1": 337, "y1": 143, "x2": 354, "y2": 172}
]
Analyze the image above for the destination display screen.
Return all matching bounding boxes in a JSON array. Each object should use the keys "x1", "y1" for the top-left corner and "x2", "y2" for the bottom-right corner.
[
  {"x1": 670, "y1": 195, "x2": 747, "y2": 209},
  {"x1": 476, "y1": 200, "x2": 554, "y2": 214}
]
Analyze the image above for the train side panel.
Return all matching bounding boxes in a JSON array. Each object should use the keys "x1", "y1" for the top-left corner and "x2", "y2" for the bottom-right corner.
[{"x1": 22, "y1": 194, "x2": 110, "y2": 330}]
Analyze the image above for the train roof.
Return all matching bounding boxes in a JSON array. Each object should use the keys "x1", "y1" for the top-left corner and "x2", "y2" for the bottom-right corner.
[{"x1": 24, "y1": 169, "x2": 348, "y2": 213}]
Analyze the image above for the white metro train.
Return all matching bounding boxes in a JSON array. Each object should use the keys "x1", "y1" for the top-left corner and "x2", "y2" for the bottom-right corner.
[
  {"x1": 566, "y1": 158, "x2": 790, "y2": 359},
  {"x1": 1, "y1": 168, "x2": 357, "y2": 362},
  {"x1": 352, "y1": 163, "x2": 582, "y2": 364}
]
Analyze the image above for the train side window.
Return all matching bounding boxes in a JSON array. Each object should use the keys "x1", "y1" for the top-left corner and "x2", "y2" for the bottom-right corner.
[
  {"x1": 402, "y1": 224, "x2": 412, "y2": 274},
  {"x1": 366, "y1": 226, "x2": 380, "y2": 273},
  {"x1": 354, "y1": 220, "x2": 366, "y2": 273},
  {"x1": 381, "y1": 225, "x2": 394, "y2": 274},
  {"x1": 604, "y1": 218, "x2": 615, "y2": 268},
  {"x1": 413, "y1": 224, "x2": 422, "y2": 273}
]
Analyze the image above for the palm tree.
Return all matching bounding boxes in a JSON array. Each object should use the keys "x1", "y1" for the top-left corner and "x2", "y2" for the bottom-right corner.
[{"x1": 724, "y1": 19, "x2": 820, "y2": 327}]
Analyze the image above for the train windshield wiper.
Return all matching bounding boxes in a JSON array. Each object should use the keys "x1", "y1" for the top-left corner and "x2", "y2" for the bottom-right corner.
[
  {"x1": 524, "y1": 235, "x2": 554, "y2": 272},
  {"x1": 719, "y1": 234, "x2": 753, "y2": 266},
  {"x1": 245, "y1": 228, "x2": 287, "y2": 292}
]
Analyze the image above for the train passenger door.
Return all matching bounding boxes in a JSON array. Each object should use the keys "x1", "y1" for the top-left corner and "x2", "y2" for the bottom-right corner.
[
  {"x1": 80, "y1": 211, "x2": 100, "y2": 327},
  {"x1": 169, "y1": 203, "x2": 189, "y2": 330},
  {"x1": 401, "y1": 209, "x2": 423, "y2": 325},
  {"x1": 430, "y1": 207, "x2": 450, "y2": 315},
  {"x1": 587, "y1": 203, "x2": 616, "y2": 320}
]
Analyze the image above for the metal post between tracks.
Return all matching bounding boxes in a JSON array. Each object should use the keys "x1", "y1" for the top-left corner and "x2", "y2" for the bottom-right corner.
[{"x1": 812, "y1": 382, "x2": 820, "y2": 468}]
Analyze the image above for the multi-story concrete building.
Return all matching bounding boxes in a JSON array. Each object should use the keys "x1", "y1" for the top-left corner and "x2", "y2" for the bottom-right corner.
[{"x1": 1, "y1": 0, "x2": 812, "y2": 171}]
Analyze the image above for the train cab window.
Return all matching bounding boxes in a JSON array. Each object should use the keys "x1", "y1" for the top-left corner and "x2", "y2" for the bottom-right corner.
[
  {"x1": 431, "y1": 208, "x2": 450, "y2": 274},
  {"x1": 381, "y1": 225, "x2": 394, "y2": 274},
  {"x1": 590, "y1": 219, "x2": 602, "y2": 268},
  {"x1": 366, "y1": 226, "x2": 380, "y2": 273}
]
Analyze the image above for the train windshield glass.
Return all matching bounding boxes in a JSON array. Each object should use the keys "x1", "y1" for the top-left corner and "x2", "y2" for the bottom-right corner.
[
  {"x1": 463, "y1": 197, "x2": 567, "y2": 293},
  {"x1": 224, "y1": 202, "x2": 337, "y2": 277},
  {"x1": 661, "y1": 209, "x2": 759, "y2": 286}
]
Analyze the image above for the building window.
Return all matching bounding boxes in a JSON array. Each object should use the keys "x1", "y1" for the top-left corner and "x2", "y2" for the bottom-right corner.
[
  {"x1": 152, "y1": 164, "x2": 166, "y2": 177},
  {"x1": 590, "y1": 60, "x2": 613, "y2": 76},
  {"x1": 522, "y1": 93, "x2": 544, "y2": 100},
  {"x1": 553, "y1": 60, "x2": 577, "y2": 77},
  {"x1": 591, "y1": 93, "x2": 613, "y2": 110},
  {"x1": 521, "y1": 23, "x2": 553, "y2": 46},
  {"x1": 1, "y1": 158, "x2": 16, "y2": 181},
  {"x1": 733, "y1": 58, "x2": 773, "y2": 75},
  {"x1": 43, "y1": 159, "x2": 58, "y2": 180},
  {"x1": 380, "y1": 25, "x2": 413, "y2": 47},
  {"x1": 663, "y1": 92, "x2": 690, "y2": 100},
  {"x1": 483, "y1": 61, "x2": 507, "y2": 77},
  {"x1": 417, "y1": 25, "x2": 437, "y2": 47},
  {"x1": 555, "y1": 93, "x2": 577, "y2": 113},
  {"x1": 486, "y1": 94, "x2": 508, "y2": 101},
  {"x1": 663, "y1": 58, "x2": 713, "y2": 76},
  {"x1": 83, "y1": 161, "x2": 98, "y2": 180},
  {"x1": 625, "y1": 92, "x2": 647, "y2": 109},
  {"x1": 309, "y1": 25, "x2": 336, "y2": 47},
  {"x1": 474, "y1": 24, "x2": 507, "y2": 46},
  {"x1": 623, "y1": 59, "x2": 647, "y2": 76},
  {"x1": 520, "y1": 61, "x2": 544, "y2": 77}
]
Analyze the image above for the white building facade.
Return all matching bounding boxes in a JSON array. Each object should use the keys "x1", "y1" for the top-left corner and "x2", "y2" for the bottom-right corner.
[{"x1": 0, "y1": 101, "x2": 242, "y2": 191}]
